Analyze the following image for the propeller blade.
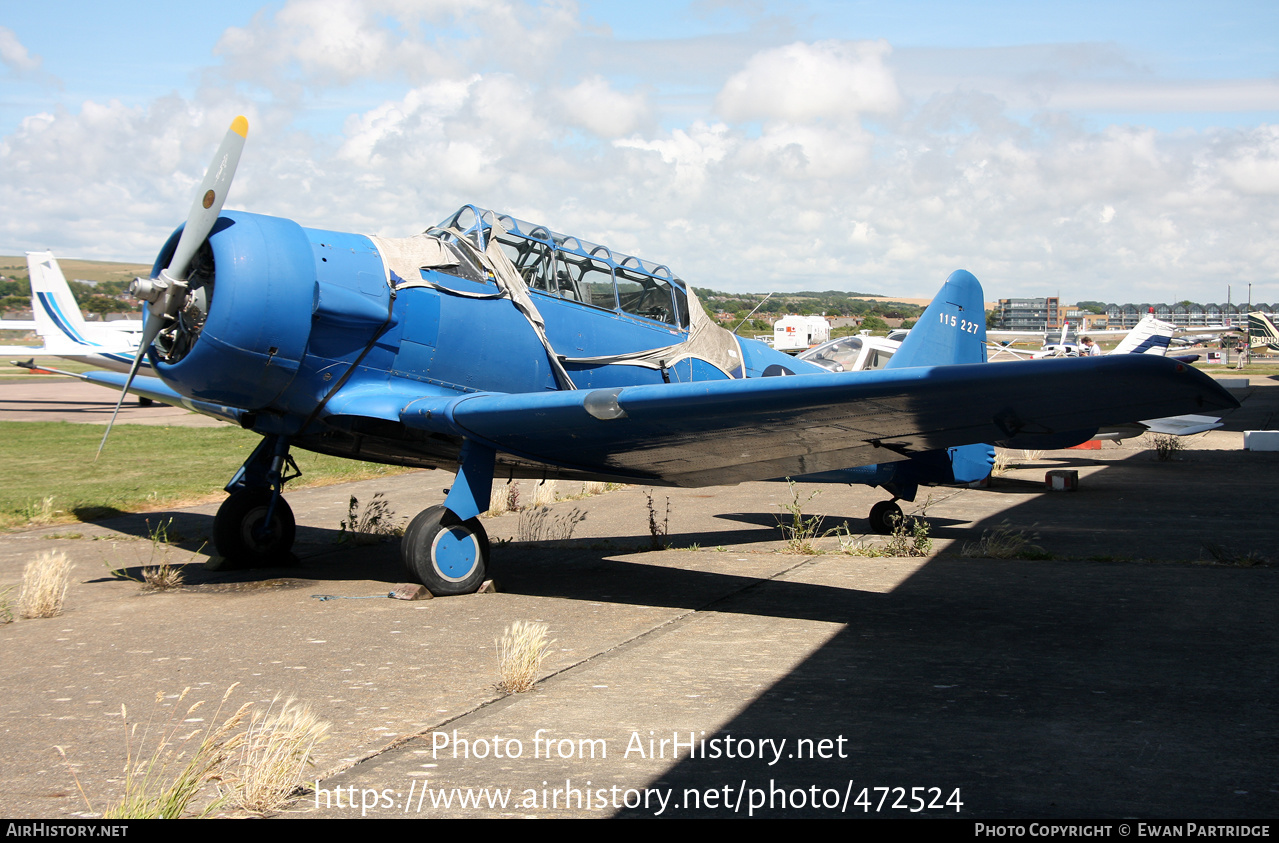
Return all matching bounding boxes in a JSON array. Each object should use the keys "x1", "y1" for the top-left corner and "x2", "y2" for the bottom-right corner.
[
  {"x1": 97, "y1": 115, "x2": 248, "y2": 459},
  {"x1": 168, "y1": 115, "x2": 248, "y2": 281}
]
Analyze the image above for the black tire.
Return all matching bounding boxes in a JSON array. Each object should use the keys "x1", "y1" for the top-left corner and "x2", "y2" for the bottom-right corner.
[
  {"x1": 213, "y1": 490, "x2": 296, "y2": 566},
  {"x1": 868, "y1": 500, "x2": 903, "y2": 535},
  {"x1": 138, "y1": 397, "x2": 154, "y2": 407},
  {"x1": 401, "y1": 504, "x2": 489, "y2": 596}
]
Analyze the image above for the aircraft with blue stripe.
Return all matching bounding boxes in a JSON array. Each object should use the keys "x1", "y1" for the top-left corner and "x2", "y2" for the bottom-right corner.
[
  {"x1": 82, "y1": 116, "x2": 1236, "y2": 595},
  {"x1": 0, "y1": 251, "x2": 146, "y2": 373}
]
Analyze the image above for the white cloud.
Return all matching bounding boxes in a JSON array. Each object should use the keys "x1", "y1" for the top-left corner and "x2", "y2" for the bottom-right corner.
[
  {"x1": 3, "y1": 4, "x2": 1279, "y2": 305},
  {"x1": 717, "y1": 40, "x2": 901, "y2": 123},
  {"x1": 0, "y1": 26, "x2": 42, "y2": 75},
  {"x1": 555, "y1": 76, "x2": 650, "y2": 138}
]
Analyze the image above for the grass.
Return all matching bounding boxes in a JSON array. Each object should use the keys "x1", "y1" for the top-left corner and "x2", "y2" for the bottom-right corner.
[
  {"x1": 102, "y1": 687, "x2": 253, "y2": 819},
  {"x1": 496, "y1": 621, "x2": 554, "y2": 694},
  {"x1": 0, "y1": 584, "x2": 14, "y2": 623},
  {"x1": 1202, "y1": 541, "x2": 1271, "y2": 567},
  {"x1": 776, "y1": 479, "x2": 824, "y2": 554},
  {"x1": 515, "y1": 506, "x2": 586, "y2": 542},
  {"x1": 531, "y1": 480, "x2": 559, "y2": 508},
  {"x1": 836, "y1": 509, "x2": 933, "y2": 558},
  {"x1": 487, "y1": 480, "x2": 520, "y2": 516},
  {"x1": 74, "y1": 684, "x2": 329, "y2": 818},
  {"x1": 19, "y1": 549, "x2": 72, "y2": 618},
  {"x1": 336, "y1": 493, "x2": 404, "y2": 545},
  {"x1": 0, "y1": 421, "x2": 415, "y2": 530},
  {"x1": 231, "y1": 696, "x2": 330, "y2": 814},
  {"x1": 645, "y1": 490, "x2": 670, "y2": 550},
  {"x1": 962, "y1": 521, "x2": 1048, "y2": 560},
  {"x1": 1150, "y1": 433, "x2": 1185, "y2": 461}
]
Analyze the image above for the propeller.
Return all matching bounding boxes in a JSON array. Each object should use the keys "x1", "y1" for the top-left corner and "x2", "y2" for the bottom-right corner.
[{"x1": 97, "y1": 115, "x2": 248, "y2": 458}]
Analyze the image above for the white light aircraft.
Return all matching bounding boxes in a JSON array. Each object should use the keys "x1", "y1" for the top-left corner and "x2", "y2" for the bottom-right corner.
[{"x1": 0, "y1": 251, "x2": 145, "y2": 373}]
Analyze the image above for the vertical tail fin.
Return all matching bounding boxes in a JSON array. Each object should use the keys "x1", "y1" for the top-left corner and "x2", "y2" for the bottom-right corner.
[
  {"x1": 885, "y1": 269, "x2": 987, "y2": 368},
  {"x1": 26, "y1": 251, "x2": 93, "y2": 345},
  {"x1": 1111, "y1": 314, "x2": 1174, "y2": 356}
]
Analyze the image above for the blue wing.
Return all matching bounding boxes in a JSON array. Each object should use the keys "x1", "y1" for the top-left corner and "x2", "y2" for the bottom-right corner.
[{"x1": 400, "y1": 355, "x2": 1237, "y2": 486}]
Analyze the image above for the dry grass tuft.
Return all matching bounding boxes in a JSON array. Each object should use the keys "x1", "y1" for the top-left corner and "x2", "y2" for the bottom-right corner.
[
  {"x1": 0, "y1": 585, "x2": 14, "y2": 624},
  {"x1": 229, "y1": 696, "x2": 330, "y2": 814},
  {"x1": 531, "y1": 480, "x2": 558, "y2": 508},
  {"x1": 962, "y1": 521, "x2": 1047, "y2": 560},
  {"x1": 19, "y1": 550, "x2": 72, "y2": 618},
  {"x1": 496, "y1": 621, "x2": 555, "y2": 693},
  {"x1": 991, "y1": 450, "x2": 1011, "y2": 476},
  {"x1": 516, "y1": 506, "x2": 586, "y2": 543},
  {"x1": 487, "y1": 480, "x2": 521, "y2": 516},
  {"x1": 1151, "y1": 433, "x2": 1185, "y2": 461},
  {"x1": 24, "y1": 495, "x2": 58, "y2": 525},
  {"x1": 104, "y1": 686, "x2": 252, "y2": 819},
  {"x1": 337, "y1": 493, "x2": 404, "y2": 544}
]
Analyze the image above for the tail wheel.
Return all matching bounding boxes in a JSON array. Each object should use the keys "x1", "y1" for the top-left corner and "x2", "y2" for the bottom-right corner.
[
  {"x1": 213, "y1": 489, "x2": 296, "y2": 566},
  {"x1": 401, "y1": 504, "x2": 489, "y2": 595},
  {"x1": 868, "y1": 500, "x2": 903, "y2": 535}
]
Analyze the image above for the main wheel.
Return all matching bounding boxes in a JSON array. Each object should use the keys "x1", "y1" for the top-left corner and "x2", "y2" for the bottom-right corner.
[
  {"x1": 213, "y1": 490, "x2": 296, "y2": 566},
  {"x1": 401, "y1": 505, "x2": 489, "y2": 596},
  {"x1": 868, "y1": 500, "x2": 903, "y2": 535}
]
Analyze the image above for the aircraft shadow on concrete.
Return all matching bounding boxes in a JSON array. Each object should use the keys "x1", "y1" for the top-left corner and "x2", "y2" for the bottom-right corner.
[{"x1": 599, "y1": 446, "x2": 1279, "y2": 818}]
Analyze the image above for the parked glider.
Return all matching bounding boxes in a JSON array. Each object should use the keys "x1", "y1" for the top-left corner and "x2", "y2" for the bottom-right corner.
[{"x1": 84, "y1": 116, "x2": 1236, "y2": 594}]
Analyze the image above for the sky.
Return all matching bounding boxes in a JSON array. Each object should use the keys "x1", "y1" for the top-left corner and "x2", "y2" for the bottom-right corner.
[{"x1": 1, "y1": 0, "x2": 1277, "y2": 304}]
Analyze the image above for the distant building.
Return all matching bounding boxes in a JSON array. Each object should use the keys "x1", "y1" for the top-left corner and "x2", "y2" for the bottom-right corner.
[{"x1": 996, "y1": 297, "x2": 1061, "y2": 331}]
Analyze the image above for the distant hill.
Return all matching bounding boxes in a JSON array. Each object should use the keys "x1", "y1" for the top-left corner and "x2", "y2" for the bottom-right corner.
[{"x1": 0, "y1": 255, "x2": 152, "y2": 286}]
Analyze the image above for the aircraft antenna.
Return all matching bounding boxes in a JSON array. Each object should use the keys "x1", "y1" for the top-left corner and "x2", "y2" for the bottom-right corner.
[{"x1": 733, "y1": 292, "x2": 775, "y2": 335}]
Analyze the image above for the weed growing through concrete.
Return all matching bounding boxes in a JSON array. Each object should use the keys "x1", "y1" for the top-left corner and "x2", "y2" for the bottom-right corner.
[
  {"x1": 1151, "y1": 434, "x2": 1185, "y2": 461},
  {"x1": 19, "y1": 549, "x2": 72, "y2": 618},
  {"x1": 645, "y1": 490, "x2": 670, "y2": 550},
  {"x1": 882, "y1": 513, "x2": 933, "y2": 557},
  {"x1": 141, "y1": 518, "x2": 185, "y2": 591},
  {"x1": 962, "y1": 521, "x2": 1046, "y2": 559},
  {"x1": 777, "y1": 479, "x2": 824, "y2": 554},
  {"x1": 531, "y1": 480, "x2": 559, "y2": 508},
  {"x1": 0, "y1": 585, "x2": 14, "y2": 624},
  {"x1": 1019, "y1": 449, "x2": 1045, "y2": 463},
  {"x1": 487, "y1": 481, "x2": 521, "y2": 516},
  {"x1": 1202, "y1": 541, "x2": 1271, "y2": 567},
  {"x1": 229, "y1": 695, "x2": 330, "y2": 814},
  {"x1": 103, "y1": 686, "x2": 252, "y2": 819},
  {"x1": 516, "y1": 506, "x2": 586, "y2": 542},
  {"x1": 496, "y1": 621, "x2": 555, "y2": 693},
  {"x1": 991, "y1": 450, "x2": 1011, "y2": 477},
  {"x1": 337, "y1": 493, "x2": 404, "y2": 544}
]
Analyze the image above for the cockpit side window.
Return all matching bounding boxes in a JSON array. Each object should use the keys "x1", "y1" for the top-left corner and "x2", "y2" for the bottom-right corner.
[
  {"x1": 494, "y1": 232, "x2": 556, "y2": 292},
  {"x1": 554, "y1": 252, "x2": 616, "y2": 310},
  {"x1": 616, "y1": 268, "x2": 680, "y2": 325}
]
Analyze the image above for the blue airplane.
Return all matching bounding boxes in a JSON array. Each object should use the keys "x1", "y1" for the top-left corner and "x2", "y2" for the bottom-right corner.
[{"x1": 77, "y1": 116, "x2": 1236, "y2": 595}]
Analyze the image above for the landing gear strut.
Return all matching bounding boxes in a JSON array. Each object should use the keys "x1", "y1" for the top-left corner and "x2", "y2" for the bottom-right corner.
[
  {"x1": 401, "y1": 505, "x2": 489, "y2": 596},
  {"x1": 213, "y1": 489, "x2": 296, "y2": 565},
  {"x1": 399, "y1": 439, "x2": 495, "y2": 595},
  {"x1": 212, "y1": 435, "x2": 299, "y2": 566}
]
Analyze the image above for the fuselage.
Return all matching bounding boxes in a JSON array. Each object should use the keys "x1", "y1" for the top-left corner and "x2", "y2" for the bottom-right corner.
[{"x1": 148, "y1": 206, "x2": 819, "y2": 481}]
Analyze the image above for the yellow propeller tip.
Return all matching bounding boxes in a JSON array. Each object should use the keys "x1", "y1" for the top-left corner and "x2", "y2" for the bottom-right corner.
[{"x1": 230, "y1": 115, "x2": 249, "y2": 138}]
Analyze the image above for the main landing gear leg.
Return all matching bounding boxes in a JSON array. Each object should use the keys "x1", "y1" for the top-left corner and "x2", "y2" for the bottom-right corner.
[
  {"x1": 402, "y1": 440, "x2": 494, "y2": 595},
  {"x1": 213, "y1": 435, "x2": 299, "y2": 567}
]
